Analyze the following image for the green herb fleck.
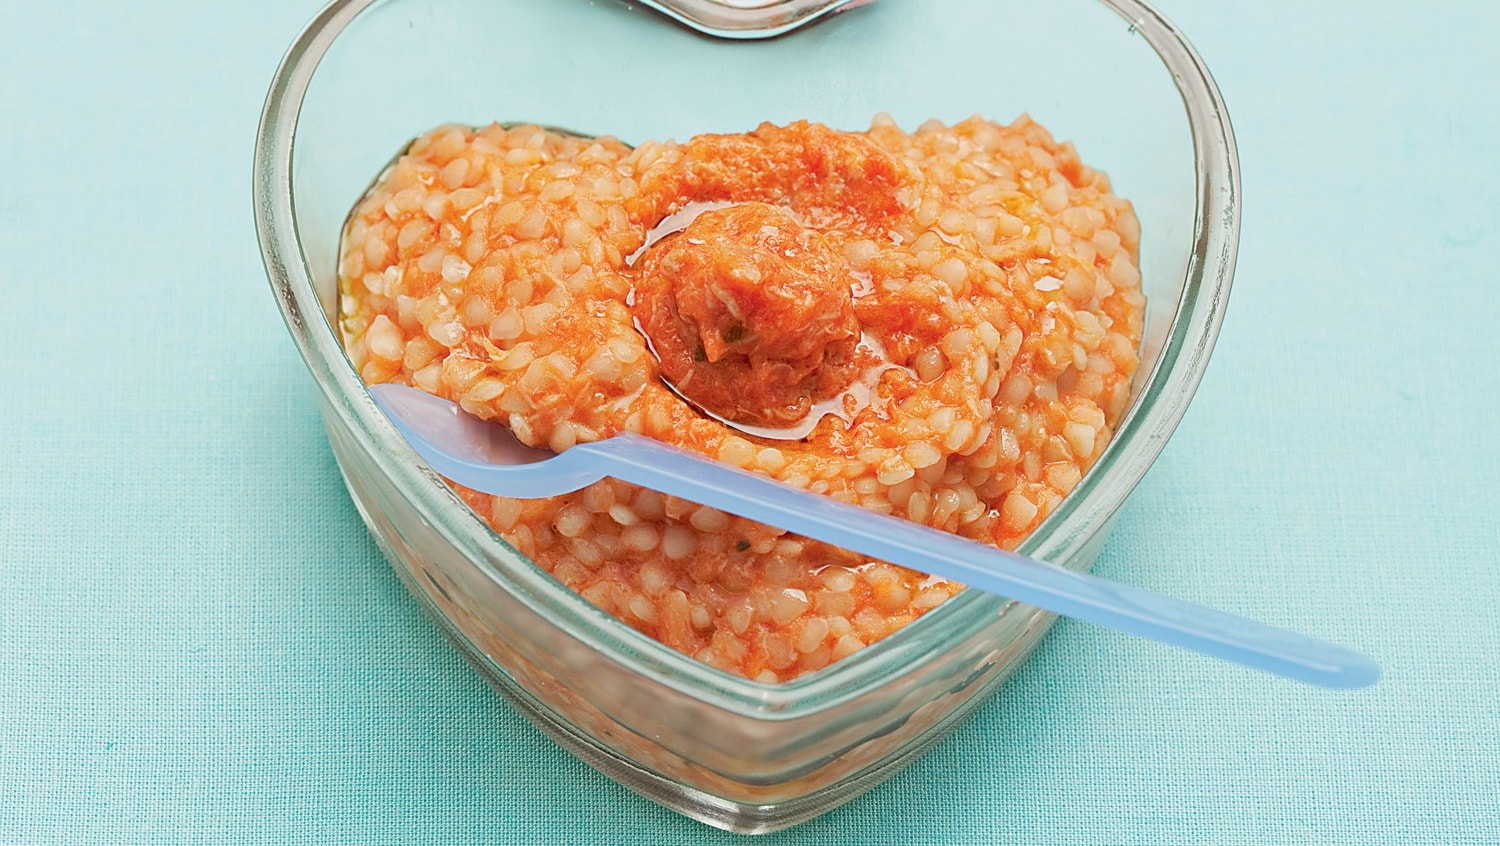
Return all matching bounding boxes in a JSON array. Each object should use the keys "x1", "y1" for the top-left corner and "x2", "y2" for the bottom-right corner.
[
  {"x1": 722, "y1": 324, "x2": 747, "y2": 344},
  {"x1": 694, "y1": 345, "x2": 707, "y2": 362},
  {"x1": 734, "y1": 539, "x2": 751, "y2": 552}
]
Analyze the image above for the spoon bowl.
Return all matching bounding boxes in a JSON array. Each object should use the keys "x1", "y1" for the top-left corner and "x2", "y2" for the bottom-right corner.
[{"x1": 371, "y1": 383, "x2": 1379, "y2": 689}]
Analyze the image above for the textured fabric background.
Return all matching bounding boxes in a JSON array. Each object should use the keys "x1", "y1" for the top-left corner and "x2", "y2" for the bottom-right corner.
[{"x1": 2, "y1": 1, "x2": 1497, "y2": 843}]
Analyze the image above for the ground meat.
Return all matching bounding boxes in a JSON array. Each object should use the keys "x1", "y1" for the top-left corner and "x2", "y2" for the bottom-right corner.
[{"x1": 633, "y1": 201, "x2": 868, "y2": 427}]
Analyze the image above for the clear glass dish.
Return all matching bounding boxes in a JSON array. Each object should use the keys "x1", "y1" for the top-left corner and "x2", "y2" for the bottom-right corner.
[{"x1": 254, "y1": 0, "x2": 1238, "y2": 833}]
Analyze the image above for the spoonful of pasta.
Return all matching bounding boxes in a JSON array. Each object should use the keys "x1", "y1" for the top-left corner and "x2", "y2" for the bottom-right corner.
[{"x1": 369, "y1": 382, "x2": 1380, "y2": 689}]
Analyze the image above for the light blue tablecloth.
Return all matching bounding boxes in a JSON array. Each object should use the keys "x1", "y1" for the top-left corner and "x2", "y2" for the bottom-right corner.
[{"x1": 2, "y1": 1, "x2": 1497, "y2": 843}]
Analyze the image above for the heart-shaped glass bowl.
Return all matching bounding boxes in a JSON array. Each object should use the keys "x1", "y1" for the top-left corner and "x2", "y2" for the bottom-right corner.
[{"x1": 254, "y1": 0, "x2": 1238, "y2": 833}]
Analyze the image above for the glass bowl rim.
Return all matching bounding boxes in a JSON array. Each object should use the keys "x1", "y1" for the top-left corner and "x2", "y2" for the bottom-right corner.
[{"x1": 252, "y1": 0, "x2": 1240, "y2": 717}]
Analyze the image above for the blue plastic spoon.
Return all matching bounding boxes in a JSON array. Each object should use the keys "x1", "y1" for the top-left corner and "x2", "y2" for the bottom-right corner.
[{"x1": 370, "y1": 383, "x2": 1379, "y2": 689}]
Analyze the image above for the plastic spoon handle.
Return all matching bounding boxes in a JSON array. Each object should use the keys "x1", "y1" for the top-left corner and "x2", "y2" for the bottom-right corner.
[
  {"x1": 373, "y1": 386, "x2": 1379, "y2": 689},
  {"x1": 572, "y1": 434, "x2": 1377, "y2": 688}
]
